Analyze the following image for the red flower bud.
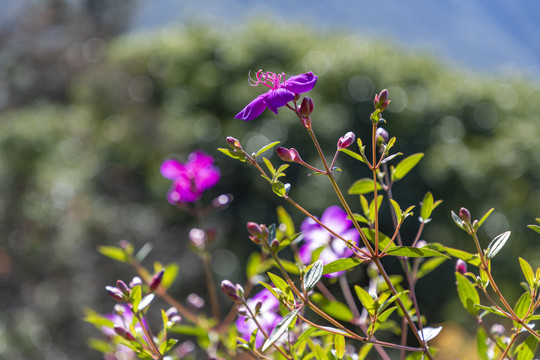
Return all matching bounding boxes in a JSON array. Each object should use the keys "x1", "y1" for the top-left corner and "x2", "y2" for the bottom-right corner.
[
  {"x1": 116, "y1": 280, "x2": 130, "y2": 296},
  {"x1": 226, "y1": 136, "x2": 242, "y2": 151},
  {"x1": 114, "y1": 326, "x2": 136, "y2": 341},
  {"x1": 298, "y1": 97, "x2": 314, "y2": 117},
  {"x1": 459, "y1": 207, "x2": 471, "y2": 223},
  {"x1": 375, "y1": 128, "x2": 389, "y2": 145},
  {"x1": 338, "y1": 132, "x2": 355, "y2": 149},
  {"x1": 455, "y1": 259, "x2": 467, "y2": 275},
  {"x1": 374, "y1": 89, "x2": 390, "y2": 111},
  {"x1": 149, "y1": 269, "x2": 164, "y2": 292},
  {"x1": 221, "y1": 280, "x2": 242, "y2": 302},
  {"x1": 276, "y1": 147, "x2": 303, "y2": 163},
  {"x1": 106, "y1": 286, "x2": 128, "y2": 302}
]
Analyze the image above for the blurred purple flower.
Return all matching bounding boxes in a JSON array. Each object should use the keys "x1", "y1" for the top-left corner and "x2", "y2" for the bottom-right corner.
[
  {"x1": 102, "y1": 305, "x2": 144, "y2": 360},
  {"x1": 235, "y1": 70, "x2": 317, "y2": 121},
  {"x1": 299, "y1": 206, "x2": 360, "y2": 278},
  {"x1": 161, "y1": 150, "x2": 220, "y2": 204},
  {"x1": 236, "y1": 288, "x2": 282, "y2": 348}
]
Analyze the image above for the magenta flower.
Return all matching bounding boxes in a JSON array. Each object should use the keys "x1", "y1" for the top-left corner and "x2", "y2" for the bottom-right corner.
[
  {"x1": 235, "y1": 70, "x2": 318, "y2": 121},
  {"x1": 236, "y1": 288, "x2": 282, "y2": 348},
  {"x1": 299, "y1": 206, "x2": 360, "y2": 278},
  {"x1": 161, "y1": 151, "x2": 220, "y2": 204}
]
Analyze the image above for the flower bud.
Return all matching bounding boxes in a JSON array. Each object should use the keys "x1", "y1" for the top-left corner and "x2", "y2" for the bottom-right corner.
[
  {"x1": 226, "y1": 136, "x2": 242, "y2": 151},
  {"x1": 374, "y1": 89, "x2": 390, "y2": 111},
  {"x1": 338, "y1": 132, "x2": 355, "y2": 149},
  {"x1": 189, "y1": 228, "x2": 206, "y2": 250},
  {"x1": 116, "y1": 280, "x2": 130, "y2": 296},
  {"x1": 114, "y1": 326, "x2": 136, "y2": 341},
  {"x1": 459, "y1": 207, "x2": 471, "y2": 224},
  {"x1": 130, "y1": 276, "x2": 142, "y2": 288},
  {"x1": 247, "y1": 222, "x2": 263, "y2": 237},
  {"x1": 106, "y1": 286, "x2": 128, "y2": 302},
  {"x1": 455, "y1": 259, "x2": 467, "y2": 275},
  {"x1": 301, "y1": 116, "x2": 312, "y2": 129},
  {"x1": 254, "y1": 301, "x2": 263, "y2": 313},
  {"x1": 375, "y1": 127, "x2": 389, "y2": 146},
  {"x1": 298, "y1": 97, "x2": 314, "y2": 117},
  {"x1": 221, "y1": 280, "x2": 241, "y2": 302},
  {"x1": 276, "y1": 147, "x2": 294, "y2": 162},
  {"x1": 187, "y1": 293, "x2": 205, "y2": 310},
  {"x1": 149, "y1": 269, "x2": 164, "y2": 292}
]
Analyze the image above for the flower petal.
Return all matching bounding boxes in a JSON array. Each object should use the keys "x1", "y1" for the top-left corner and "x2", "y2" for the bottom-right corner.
[
  {"x1": 321, "y1": 206, "x2": 351, "y2": 234},
  {"x1": 160, "y1": 159, "x2": 185, "y2": 180},
  {"x1": 281, "y1": 72, "x2": 318, "y2": 94},
  {"x1": 265, "y1": 88, "x2": 295, "y2": 114},
  {"x1": 235, "y1": 95, "x2": 268, "y2": 121}
]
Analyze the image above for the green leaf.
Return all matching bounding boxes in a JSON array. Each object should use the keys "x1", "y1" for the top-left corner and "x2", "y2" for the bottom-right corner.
[
  {"x1": 417, "y1": 257, "x2": 447, "y2": 279},
  {"x1": 351, "y1": 213, "x2": 370, "y2": 225},
  {"x1": 267, "y1": 272, "x2": 289, "y2": 295},
  {"x1": 88, "y1": 338, "x2": 113, "y2": 354},
  {"x1": 428, "y1": 243, "x2": 481, "y2": 266},
  {"x1": 354, "y1": 285, "x2": 375, "y2": 314},
  {"x1": 477, "y1": 208, "x2": 494, "y2": 228},
  {"x1": 84, "y1": 308, "x2": 115, "y2": 329},
  {"x1": 380, "y1": 152, "x2": 402, "y2": 164},
  {"x1": 277, "y1": 206, "x2": 295, "y2": 237},
  {"x1": 451, "y1": 210, "x2": 467, "y2": 231},
  {"x1": 263, "y1": 157, "x2": 276, "y2": 176},
  {"x1": 385, "y1": 246, "x2": 448, "y2": 258},
  {"x1": 527, "y1": 224, "x2": 540, "y2": 234},
  {"x1": 516, "y1": 335, "x2": 539, "y2": 360},
  {"x1": 334, "y1": 334, "x2": 345, "y2": 359},
  {"x1": 272, "y1": 181, "x2": 290, "y2": 197},
  {"x1": 310, "y1": 293, "x2": 354, "y2": 322},
  {"x1": 476, "y1": 327, "x2": 489, "y2": 360},
  {"x1": 474, "y1": 304, "x2": 506, "y2": 317},
  {"x1": 486, "y1": 231, "x2": 511, "y2": 259},
  {"x1": 392, "y1": 153, "x2": 424, "y2": 181},
  {"x1": 217, "y1": 148, "x2": 246, "y2": 162},
  {"x1": 246, "y1": 252, "x2": 262, "y2": 279},
  {"x1": 339, "y1": 148, "x2": 367, "y2": 164},
  {"x1": 256, "y1": 141, "x2": 280, "y2": 157},
  {"x1": 456, "y1": 272, "x2": 480, "y2": 316},
  {"x1": 348, "y1": 178, "x2": 382, "y2": 195},
  {"x1": 368, "y1": 306, "x2": 396, "y2": 334},
  {"x1": 161, "y1": 263, "x2": 179, "y2": 290},
  {"x1": 389, "y1": 199, "x2": 402, "y2": 224},
  {"x1": 514, "y1": 292, "x2": 532, "y2": 320},
  {"x1": 262, "y1": 309, "x2": 299, "y2": 351},
  {"x1": 170, "y1": 324, "x2": 207, "y2": 337},
  {"x1": 358, "y1": 343, "x2": 373, "y2": 360},
  {"x1": 159, "y1": 339, "x2": 179, "y2": 355},
  {"x1": 323, "y1": 258, "x2": 365, "y2": 275},
  {"x1": 368, "y1": 195, "x2": 384, "y2": 223},
  {"x1": 130, "y1": 285, "x2": 142, "y2": 311},
  {"x1": 98, "y1": 246, "x2": 128, "y2": 263},
  {"x1": 304, "y1": 260, "x2": 324, "y2": 292},
  {"x1": 519, "y1": 257, "x2": 535, "y2": 289}
]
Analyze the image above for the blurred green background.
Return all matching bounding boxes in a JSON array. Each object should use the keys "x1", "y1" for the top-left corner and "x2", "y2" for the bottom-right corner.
[{"x1": 1, "y1": 1, "x2": 539, "y2": 359}]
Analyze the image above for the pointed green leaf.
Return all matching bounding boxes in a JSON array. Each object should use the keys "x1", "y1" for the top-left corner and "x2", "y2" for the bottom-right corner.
[
  {"x1": 256, "y1": 141, "x2": 280, "y2": 157},
  {"x1": 262, "y1": 309, "x2": 299, "y2": 351},
  {"x1": 354, "y1": 285, "x2": 375, "y2": 314},
  {"x1": 451, "y1": 211, "x2": 467, "y2": 231},
  {"x1": 519, "y1": 257, "x2": 535, "y2": 289},
  {"x1": 98, "y1": 246, "x2": 128, "y2": 263},
  {"x1": 474, "y1": 304, "x2": 506, "y2": 317},
  {"x1": 417, "y1": 257, "x2": 447, "y2": 279},
  {"x1": 267, "y1": 272, "x2": 289, "y2": 295},
  {"x1": 477, "y1": 208, "x2": 494, "y2": 228},
  {"x1": 368, "y1": 306, "x2": 396, "y2": 334},
  {"x1": 304, "y1": 260, "x2": 324, "y2": 292},
  {"x1": 161, "y1": 263, "x2": 179, "y2": 290},
  {"x1": 263, "y1": 157, "x2": 276, "y2": 176},
  {"x1": 348, "y1": 178, "x2": 382, "y2": 195},
  {"x1": 514, "y1": 292, "x2": 532, "y2": 320},
  {"x1": 456, "y1": 272, "x2": 479, "y2": 315},
  {"x1": 358, "y1": 343, "x2": 373, "y2": 360},
  {"x1": 339, "y1": 148, "x2": 367, "y2": 164},
  {"x1": 428, "y1": 243, "x2": 481, "y2": 266},
  {"x1": 217, "y1": 148, "x2": 246, "y2": 162},
  {"x1": 271, "y1": 180, "x2": 289, "y2": 197},
  {"x1": 277, "y1": 206, "x2": 295, "y2": 237},
  {"x1": 393, "y1": 153, "x2": 424, "y2": 181},
  {"x1": 420, "y1": 192, "x2": 434, "y2": 221},
  {"x1": 486, "y1": 231, "x2": 511, "y2": 259},
  {"x1": 323, "y1": 258, "x2": 365, "y2": 275},
  {"x1": 334, "y1": 334, "x2": 345, "y2": 359},
  {"x1": 310, "y1": 293, "x2": 354, "y2": 322},
  {"x1": 476, "y1": 327, "x2": 489, "y2": 360},
  {"x1": 130, "y1": 285, "x2": 142, "y2": 310},
  {"x1": 385, "y1": 246, "x2": 448, "y2": 258},
  {"x1": 368, "y1": 195, "x2": 384, "y2": 223},
  {"x1": 380, "y1": 152, "x2": 402, "y2": 164},
  {"x1": 389, "y1": 199, "x2": 402, "y2": 224},
  {"x1": 527, "y1": 224, "x2": 540, "y2": 234}
]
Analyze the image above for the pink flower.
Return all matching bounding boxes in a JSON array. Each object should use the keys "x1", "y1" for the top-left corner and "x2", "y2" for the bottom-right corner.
[
  {"x1": 299, "y1": 206, "x2": 360, "y2": 278},
  {"x1": 161, "y1": 151, "x2": 220, "y2": 204},
  {"x1": 236, "y1": 288, "x2": 282, "y2": 348},
  {"x1": 235, "y1": 70, "x2": 317, "y2": 121}
]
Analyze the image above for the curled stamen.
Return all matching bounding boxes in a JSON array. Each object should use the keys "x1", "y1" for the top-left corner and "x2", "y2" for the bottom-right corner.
[{"x1": 247, "y1": 70, "x2": 285, "y2": 90}]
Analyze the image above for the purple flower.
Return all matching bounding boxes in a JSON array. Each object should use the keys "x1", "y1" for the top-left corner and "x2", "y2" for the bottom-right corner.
[
  {"x1": 235, "y1": 70, "x2": 318, "y2": 121},
  {"x1": 102, "y1": 305, "x2": 144, "y2": 360},
  {"x1": 299, "y1": 206, "x2": 360, "y2": 278},
  {"x1": 161, "y1": 151, "x2": 220, "y2": 204},
  {"x1": 236, "y1": 288, "x2": 282, "y2": 348}
]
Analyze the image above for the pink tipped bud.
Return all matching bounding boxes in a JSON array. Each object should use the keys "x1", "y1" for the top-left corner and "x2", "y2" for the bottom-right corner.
[
  {"x1": 374, "y1": 89, "x2": 390, "y2": 111},
  {"x1": 298, "y1": 97, "x2": 314, "y2": 117},
  {"x1": 116, "y1": 280, "x2": 130, "y2": 296},
  {"x1": 226, "y1": 136, "x2": 242, "y2": 151},
  {"x1": 459, "y1": 207, "x2": 471, "y2": 223},
  {"x1": 130, "y1": 276, "x2": 143, "y2": 288},
  {"x1": 276, "y1": 147, "x2": 294, "y2": 162},
  {"x1": 455, "y1": 259, "x2": 467, "y2": 275},
  {"x1": 114, "y1": 326, "x2": 136, "y2": 341},
  {"x1": 106, "y1": 286, "x2": 128, "y2": 302},
  {"x1": 375, "y1": 128, "x2": 389, "y2": 145},
  {"x1": 246, "y1": 222, "x2": 263, "y2": 237},
  {"x1": 338, "y1": 132, "x2": 355, "y2": 149},
  {"x1": 149, "y1": 269, "x2": 164, "y2": 292}
]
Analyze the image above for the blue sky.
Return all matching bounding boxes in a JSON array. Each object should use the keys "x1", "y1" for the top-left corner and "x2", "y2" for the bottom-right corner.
[{"x1": 131, "y1": 0, "x2": 540, "y2": 78}]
